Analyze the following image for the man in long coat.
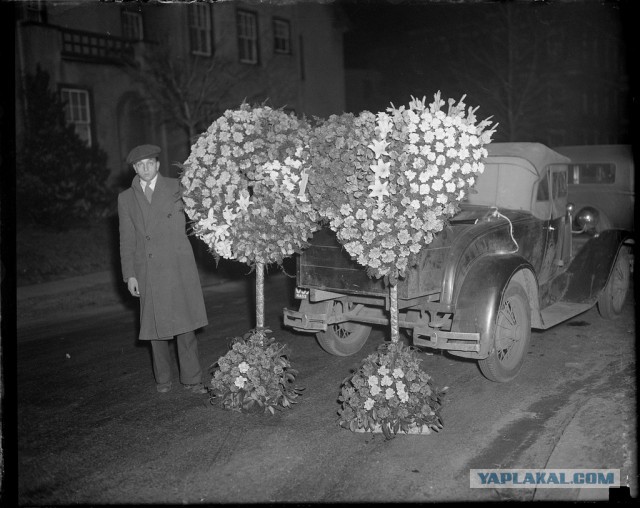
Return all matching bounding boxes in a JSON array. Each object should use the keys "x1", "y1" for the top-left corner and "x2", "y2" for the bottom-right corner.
[{"x1": 118, "y1": 144, "x2": 208, "y2": 394}]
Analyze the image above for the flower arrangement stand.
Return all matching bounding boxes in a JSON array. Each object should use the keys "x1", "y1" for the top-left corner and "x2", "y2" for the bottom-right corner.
[
  {"x1": 255, "y1": 261, "x2": 264, "y2": 330},
  {"x1": 333, "y1": 93, "x2": 495, "y2": 439}
]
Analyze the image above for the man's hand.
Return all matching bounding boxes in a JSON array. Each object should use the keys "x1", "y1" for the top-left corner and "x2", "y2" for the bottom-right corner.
[{"x1": 127, "y1": 277, "x2": 140, "y2": 297}]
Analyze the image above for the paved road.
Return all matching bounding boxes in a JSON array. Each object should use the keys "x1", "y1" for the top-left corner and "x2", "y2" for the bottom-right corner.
[{"x1": 17, "y1": 274, "x2": 636, "y2": 503}]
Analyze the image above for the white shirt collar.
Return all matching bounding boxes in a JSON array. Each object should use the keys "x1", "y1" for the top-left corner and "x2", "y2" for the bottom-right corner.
[{"x1": 141, "y1": 174, "x2": 158, "y2": 191}]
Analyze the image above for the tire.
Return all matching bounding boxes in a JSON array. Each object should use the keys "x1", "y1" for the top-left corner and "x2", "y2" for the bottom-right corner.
[
  {"x1": 316, "y1": 300, "x2": 372, "y2": 356},
  {"x1": 478, "y1": 280, "x2": 531, "y2": 383},
  {"x1": 597, "y1": 247, "x2": 631, "y2": 320}
]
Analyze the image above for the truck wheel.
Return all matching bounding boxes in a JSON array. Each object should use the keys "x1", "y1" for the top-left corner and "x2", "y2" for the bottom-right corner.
[
  {"x1": 597, "y1": 247, "x2": 630, "y2": 319},
  {"x1": 478, "y1": 280, "x2": 531, "y2": 383},
  {"x1": 316, "y1": 301, "x2": 372, "y2": 356}
]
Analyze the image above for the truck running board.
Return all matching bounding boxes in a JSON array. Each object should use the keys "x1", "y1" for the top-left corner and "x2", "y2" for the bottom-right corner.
[{"x1": 538, "y1": 302, "x2": 593, "y2": 329}]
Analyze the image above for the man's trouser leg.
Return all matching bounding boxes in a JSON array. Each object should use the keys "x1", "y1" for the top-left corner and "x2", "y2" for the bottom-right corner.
[
  {"x1": 150, "y1": 339, "x2": 173, "y2": 389},
  {"x1": 176, "y1": 330, "x2": 202, "y2": 385}
]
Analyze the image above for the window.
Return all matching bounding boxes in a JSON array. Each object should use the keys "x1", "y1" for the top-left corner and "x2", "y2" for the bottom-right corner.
[
  {"x1": 552, "y1": 170, "x2": 568, "y2": 199},
  {"x1": 122, "y1": 11, "x2": 143, "y2": 41},
  {"x1": 22, "y1": 0, "x2": 46, "y2": 22},
  {"x1": 568, "y1": 163, "x2": 616, "y2": 184},
  {"x1": 273, "y1": 18, "x2": 291, "y2": 54},
  {"x1": 189, "y1": 3, "x2": 212, "y2": 56},
  {"x1": 61, "y1": 28, "x2": 134, "y2": 62},
  {"x1": 237, "y1": 10, "x2": 258, "y2": 64},
  {"x1": 536, "y1": 172, "x2": 549, "y2": 201},
  {"x1": 60, "y1": 88, "x2": 92, "y2": 147}
]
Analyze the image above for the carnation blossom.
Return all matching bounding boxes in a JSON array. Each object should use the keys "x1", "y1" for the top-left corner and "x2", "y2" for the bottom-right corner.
[{"x1": 313, "y1": 92, "x2": 495, "y2": 284}]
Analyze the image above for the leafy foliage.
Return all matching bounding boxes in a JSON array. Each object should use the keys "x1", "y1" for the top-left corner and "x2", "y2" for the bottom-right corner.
[
  {"x1": 16, "y1": 66, "x2": 115, "y2": 227},
  {"x1": 209, "y1": 328, "x2": 304, "y2": 414},
  {"x1": 338, "y1": 341, "x2": 446, "y2": 439}
]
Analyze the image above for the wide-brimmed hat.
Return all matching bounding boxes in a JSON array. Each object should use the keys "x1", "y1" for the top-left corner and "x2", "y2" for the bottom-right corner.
[{"x1": 126, "y1": 144, "x2": 161, "y2": 165}]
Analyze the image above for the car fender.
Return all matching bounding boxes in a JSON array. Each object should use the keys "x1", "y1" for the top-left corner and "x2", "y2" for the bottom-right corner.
[
  {"x1": 561, "y1": 229, "x2": 632, "y2": 303},
  {"x1": 450, "y1": 254, "x2": 540, "y2": 359}
]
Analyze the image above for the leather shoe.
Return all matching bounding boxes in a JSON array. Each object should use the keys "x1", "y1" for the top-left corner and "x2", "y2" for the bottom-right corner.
[
  {"x1": 156, "y1": 382, "x2": 172, "y2": 393},
  {"x1": 183, "y1": 382, "x2": 208, "y2": 394}
]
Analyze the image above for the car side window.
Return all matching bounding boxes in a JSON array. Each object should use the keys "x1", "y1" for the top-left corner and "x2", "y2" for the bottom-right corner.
[
  {"x1": 536, "y1": 173, "x2": 549, "y2": 201},
  {"x1": 568, "y1": 163, "x2": 616, "y2": 184},
  {"x1": 553, "y1": 170, "x2": 568, "y2": 199}
]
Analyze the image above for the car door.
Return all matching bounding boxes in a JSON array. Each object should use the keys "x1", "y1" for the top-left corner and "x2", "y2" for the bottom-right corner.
[{"x1": 536, "y1": 165, "x2": 569, "y2": 283}]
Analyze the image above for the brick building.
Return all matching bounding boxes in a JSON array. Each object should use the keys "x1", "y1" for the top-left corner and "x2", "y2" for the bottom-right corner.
[{"x1": 15, "y1": 0, "x2": 348, "y2": 183}]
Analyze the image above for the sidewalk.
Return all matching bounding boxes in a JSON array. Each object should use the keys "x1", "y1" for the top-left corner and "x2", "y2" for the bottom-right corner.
[
  {"x1": 16, "y1": 265, "x2": 246, "y2": 329},
  {"x1": 15, "y1": 263, "x2": 292, "y2": 328},
  {"x1": 16, "y1": 267, "x2": 230, "y2": 302}
]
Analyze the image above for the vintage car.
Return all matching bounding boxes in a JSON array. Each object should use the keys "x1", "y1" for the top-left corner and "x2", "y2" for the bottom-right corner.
[
  {"x1": 553, "y1": 144, "x2": 634, "y2": 232},
  {"x1": 283, "y1": 142, "x2": 633, "y2": 382}
]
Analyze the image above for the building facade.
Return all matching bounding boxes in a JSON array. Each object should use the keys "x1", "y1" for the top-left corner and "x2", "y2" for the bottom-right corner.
[{"x1": 15, "y1": 0, "x2": 347, "y2": 183}]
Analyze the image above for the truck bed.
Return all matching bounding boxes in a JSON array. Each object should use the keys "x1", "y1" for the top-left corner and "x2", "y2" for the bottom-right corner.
[{"x1": 297, "y1": 228, "x2": 451, "y2": 300}]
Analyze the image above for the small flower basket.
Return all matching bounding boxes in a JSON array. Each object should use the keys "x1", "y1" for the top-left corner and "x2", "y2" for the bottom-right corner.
[
  {"x1": 338, "y1": 341, "x2": 446, "y2": 439},
  {"x1": 208, "y1": 328, "x2": 303, "y2": 414}
]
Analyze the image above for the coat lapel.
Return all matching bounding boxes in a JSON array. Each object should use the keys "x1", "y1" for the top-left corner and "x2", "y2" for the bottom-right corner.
[
  {"x1": 146, "y1": 175, "x2": 178, "y2": 234},
  {"x1": 131, "y1": 175, "x2": 152, "y2": 227}
]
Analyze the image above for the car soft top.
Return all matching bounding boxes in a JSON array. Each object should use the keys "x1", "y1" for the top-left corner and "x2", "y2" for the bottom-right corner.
[{"x1": 486, "y1": 142, "x2": 570, "y2": 176}]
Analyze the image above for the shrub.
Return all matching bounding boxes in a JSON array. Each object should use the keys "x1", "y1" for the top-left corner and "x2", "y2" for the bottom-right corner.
[{"x1": 16, "y1": 66, "x2": 115, "y2": 227}]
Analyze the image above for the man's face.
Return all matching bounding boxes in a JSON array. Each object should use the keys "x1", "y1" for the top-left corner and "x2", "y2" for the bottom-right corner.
[{"x1": 134, "y1": 158, "x2": 159, "y2": 182}]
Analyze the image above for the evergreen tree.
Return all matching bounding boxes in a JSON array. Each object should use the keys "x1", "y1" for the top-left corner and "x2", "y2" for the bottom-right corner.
[{"x1": 17, "y1": 66, "x2": 114, "y2": 227}]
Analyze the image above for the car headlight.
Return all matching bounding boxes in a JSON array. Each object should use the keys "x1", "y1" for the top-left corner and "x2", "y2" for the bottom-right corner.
[{"x1": 575, "y1": 206, "x2": 599, "y2": 232}]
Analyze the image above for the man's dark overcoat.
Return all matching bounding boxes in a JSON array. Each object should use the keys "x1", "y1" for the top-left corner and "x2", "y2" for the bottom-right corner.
[{"x1": 118, "y1": 174, "x2": 208, "y2": 340}]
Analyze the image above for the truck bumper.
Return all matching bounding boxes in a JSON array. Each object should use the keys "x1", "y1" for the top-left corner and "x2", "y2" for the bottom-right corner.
[
  {"x1": 413, "y1": 329, "x2": 481, "y2": 353},
  {"x1": 283, "y1": 307, "x2": 329, "y2": 332},
  {"x1": 284, "y1": 306, "x2": 481, "y2": 354}
]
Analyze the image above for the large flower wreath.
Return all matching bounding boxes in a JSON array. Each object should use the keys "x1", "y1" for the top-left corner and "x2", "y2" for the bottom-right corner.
[
  {"x1": 181, "y1": 103, "x2": 319, "y2": 266},
  {"x1": 318, "y1": 93, "x2": 496, "y2": 285}
]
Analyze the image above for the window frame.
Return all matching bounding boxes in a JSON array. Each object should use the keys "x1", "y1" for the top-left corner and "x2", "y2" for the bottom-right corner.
[
  {"x1": 568, "y1": 163, "x2": 616, "y2": 185},
  {"x1": 59, "y1": 86, "x2": 94, "y2": 147},
  {"x1": 22, "y1": 0, "x2": 47, "y2": 23},
  {"x1": 121, "y1": 10, "x2": 144, "y2": 41},
  {"x1": 273, "y1": 17, "x2": 291, "y2": 55},
  {"x1": 188, "y1": 2, "x2": 213, "y2": 57},
  {"x1": 237, "y1": 9, "x2": 259, "y2": 64}
]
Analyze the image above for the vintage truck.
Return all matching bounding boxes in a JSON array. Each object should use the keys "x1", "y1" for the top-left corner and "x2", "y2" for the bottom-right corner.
[{"x1": 283, "y1": 142, "x2": 633, "y2": 382}]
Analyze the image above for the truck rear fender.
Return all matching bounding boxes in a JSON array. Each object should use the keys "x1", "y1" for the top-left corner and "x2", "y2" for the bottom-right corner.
[{"x1": 450, "y1": 255, "x2": 541, "y2": 359}]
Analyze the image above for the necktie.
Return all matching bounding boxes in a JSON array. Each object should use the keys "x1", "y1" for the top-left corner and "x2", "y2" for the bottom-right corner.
[{"x1": 144, "y1": 184, "x2": 153, "y2": 203}]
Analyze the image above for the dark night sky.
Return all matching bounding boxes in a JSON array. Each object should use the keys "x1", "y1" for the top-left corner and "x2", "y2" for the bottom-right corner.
[{"x1": 338, "y1": 0, "x2": 637, "y2": 143}]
